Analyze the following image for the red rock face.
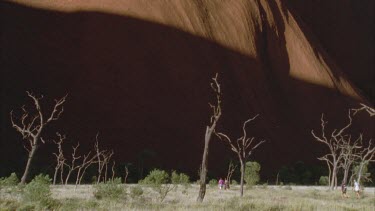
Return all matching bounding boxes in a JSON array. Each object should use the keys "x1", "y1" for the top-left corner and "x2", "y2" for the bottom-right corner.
[{"x1": 1, "y1": 0, "x2": 373, "y2": 179}]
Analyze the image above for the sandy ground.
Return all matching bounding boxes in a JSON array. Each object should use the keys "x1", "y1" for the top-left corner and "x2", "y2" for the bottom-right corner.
[{"x1": 50, "y1": 184, "x2": 375, "y2": 200}]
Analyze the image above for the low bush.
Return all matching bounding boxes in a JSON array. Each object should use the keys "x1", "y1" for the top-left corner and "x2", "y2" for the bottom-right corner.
[
  {"x1": 0, "y1": 173, "x2": 19, "y2": 187},
  {"x1": 209, "y1": 179, "x2": 218, "y2": 187},
  {"x1": 140, "y1": 169, "x2": 169, "y2": 185},
  {"x1": 171, "y1": 170, "x2": 190, "y2": 193},
  {"x1": 130, "y1": 186, "x2": 144, "y2": 199},
  {"x1": 93, "y1": 177, "x2": 125, "y2": 200},
  {"x1": 171, "y1": 171, "x2": 190, "y2": 185},
  {"x1": 245, "y1": 161, "x2": 260, "y2": 188},
  {"x1": 22, "y1": 174, "x2": 59, "y2": 209},
  {"x1": 140, "y1": 169, "x2": 175, "y2": 202},
  {"x1": 319, "y1": 176, "x2": 329, "y2": 186}
]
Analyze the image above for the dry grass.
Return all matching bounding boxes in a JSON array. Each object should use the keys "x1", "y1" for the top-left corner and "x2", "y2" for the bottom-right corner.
[{"x1": 1, "y1": 184, "x2": 374, "y2": 210}]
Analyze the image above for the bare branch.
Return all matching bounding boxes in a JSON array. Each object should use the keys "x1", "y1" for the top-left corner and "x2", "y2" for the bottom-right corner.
[
  {"x1": 352, "y1": 103, "x2": 375, "y2": 116},
  {"x1": 216, "y1": 132, "x2": 238, "y2": 153},
  {"x1": 46, "y1": 94, "x2": 68, "y2": 123}
]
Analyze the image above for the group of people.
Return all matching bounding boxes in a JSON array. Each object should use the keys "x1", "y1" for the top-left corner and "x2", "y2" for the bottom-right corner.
[
  {"x1": 341, "y1": 180, "x2": 361, "y2": 199},
  {"x1": 218, "y1": 178, "x2": 230, "y2": 190}
]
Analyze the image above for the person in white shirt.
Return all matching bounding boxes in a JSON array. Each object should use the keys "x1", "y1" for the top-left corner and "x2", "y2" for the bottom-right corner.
[{"x1": 354, "y1": 180, "x2": 360, "y2": 198}]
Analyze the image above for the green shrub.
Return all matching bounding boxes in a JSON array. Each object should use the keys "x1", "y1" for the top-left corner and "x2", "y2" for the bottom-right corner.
[
  {"x1": 22, "y1": 174, "x2": 59, "y2": 209},
  {"x1": 319, "y1": 176, "x2": 329, "y2": 186},
  {"x1": 93, "y1": 177, "x2": 125, "y2": 200},
  {"x1": 231, "y1": 179, "x2": 238, "y2": 185},
  {"x1": 209, "y1": 179, "x2": 218, "y2": 187},
  {"x1": 140, "y1": 169, "x2": 169, "y2": 185},
  {"x1": 0, "y1": 173, "x2": 19, "y2": 187},
  {"x1": 59, "y1": 198, "x2": 98, "y2": 210},
  {"x1": 130, "y1": 186, "x2": 144, "y2": 199},
  {"x1": 245, "y1": 161, "x2": 260, "y2": 188},
  {"x1": 171, "y1": 171, "x2": 190, "y2": 193},
  {"x1": 140, "y1": 169, "x2": 175, "y2": 202},
  {"x1": 171, "y1": 171, "x2": 190, "y2": 185},
  {"x1": 23, "y1": 174, "x2": 52, "y2": 201}
]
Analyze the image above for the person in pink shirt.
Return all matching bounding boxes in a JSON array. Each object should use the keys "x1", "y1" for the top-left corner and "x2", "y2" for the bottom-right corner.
[{"x1": 218, "y1": 178, "x2": 224, "y2": 189}]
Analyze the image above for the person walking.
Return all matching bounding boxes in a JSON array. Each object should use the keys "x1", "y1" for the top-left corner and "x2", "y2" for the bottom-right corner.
[
  {"x1": 354, "y1": 180, "x2": 360, "y2": 199},
  {"x1": 341, "y1": 182, "x2": 348, "y2": 198},
  {"x1": 218, "y1": 178, "x2": 224, "y2": 190}
]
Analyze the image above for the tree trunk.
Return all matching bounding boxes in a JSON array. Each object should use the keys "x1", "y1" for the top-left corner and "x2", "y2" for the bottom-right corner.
[
  {"x1": 53, "y1": 166, "x2": 60, "y2": 185},
  {"x1": 342, "y1": 167, "x2": 349, "y2": 185},
  {"x1": 357, "y1": 162, "x2": 364, "y2": 184},
  {"x1": 327, "y1": 162, "x2": 332, "y2": 188},
  {"x1": 20, "y1": 145, "x2": 38, "y2": 184},
  {"x1": 329, "y1": 167, "x2": 336, "y2": 190},
  {"x1": 239, "y1": 159, "x2": 245, "y2": 197},
  {"x1": 197, "y1": 127, "x2": 212, "y2": 202},
  {"x1": 331, "y1": 164, "x2": 337, "y2": 190},
  {"x1": 65, "y1": 171, "x2": 72, "y2": 185},
  {"x1": 60, "y1": 164, "x2": 65, "y2": 184},
  {"x1": 75, "y1": 168, "x2": 82, "y2": 187}
]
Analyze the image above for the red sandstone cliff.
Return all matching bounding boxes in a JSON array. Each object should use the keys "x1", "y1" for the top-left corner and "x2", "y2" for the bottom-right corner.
[{"x1": 1, "y1": 0, "x2": 373, "y2": 178}]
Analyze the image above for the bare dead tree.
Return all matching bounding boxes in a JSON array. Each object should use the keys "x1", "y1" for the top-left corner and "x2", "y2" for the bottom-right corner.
[
  {"x1": 225, "y1": 161, "x2": 237, "y2": 189},
  {"x1": 53, "y1": 133, "x2": 66, "y2": 185},
  {"x1": 64, "y1": 143, "x2": 81, "y2": 185},
  {"x1": 311, "y1": 111, "x2": 353, "y2": 190},
  {"x1": 318, "y1": 155, "x2": 333, "y2": 187},
  {"x1": 75, "y1": 151, "x2": 99, "y2": 187},
  {"x1": 124, "y1": 165, "x2": 129, "y2": 184},
  {"x1": 197, "y1": 73, "x2": 222, "y2": 202},
  {"x1": 355, "y1": 139, "x2": 375, "y2": 184},
  {"x1": 338, "y1": 134, "x2": 362, "y2": 185},
  {"x1": 351, "y1": 103, "x2": 375, "y2": 184},
  {"x1": 216, "y1": 115, "x2": 265, "y2": 197},
  {"x1": 111, "y1": 161, "x2": 116, "y2": 181},
  {"x1": 95, "y1": 135, "x2": 104, "y2": 184},
  {"x1": 103, "y1": 150, "x2": 114, "y2": 182},
  {"x1": 10, "y1": 91, "x2": 67, "y2": 184},
  {"x1": 93, "y1": 135, "x2": 114, "y2": 183}
]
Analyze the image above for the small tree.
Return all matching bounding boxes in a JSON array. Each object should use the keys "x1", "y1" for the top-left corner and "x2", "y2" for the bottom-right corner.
[
  {"x1": 10, "y1": 91, "x2": 67, "y2": 184},
  {"x1": 244, "y1": 161, "x2": 260, "y2": 188},
  {"x1": 216, "y1": 115, "x2": 265, "y2": 196},
  {"x1": 197, "y1": 73, "x2": 222, "y2": 202},
  {"x1": 52, "y1": 133, "x2": 66, "y2": 185}
]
